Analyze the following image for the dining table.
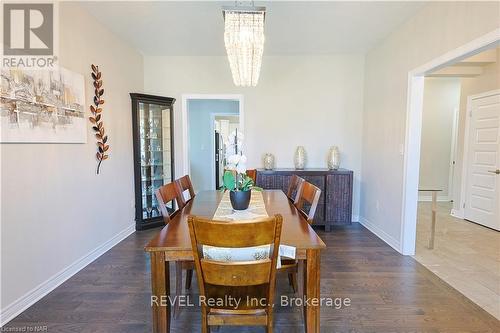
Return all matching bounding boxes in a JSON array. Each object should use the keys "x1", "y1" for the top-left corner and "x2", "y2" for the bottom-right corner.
[{"x1": 144, "y1": 189, "x2": 326, "y2": 333}]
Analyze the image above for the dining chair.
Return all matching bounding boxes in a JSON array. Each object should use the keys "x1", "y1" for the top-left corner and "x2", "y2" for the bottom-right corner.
[
  {"x1": 295, "y1": 181, "x2": 322, "y2": 223},
  {"x1": 246, "y1": 169, "x2": 257, "y2": 183},
  {"x1": 280, "y1": 181, "x2": 322, "y2": 293},
  {"x1": 175, "y1": 175, "x2": 196, "y2": 208},
  {"x1": 155, "y1": 182, "x2": 194, "y2": 319},
  {"x1": 286, "y1": 175, "x2": 305, "y2": 203},
  {"x1": 155, "y1": 182, "x2": 181, "y2": 225},
  {"x1": 188, "y1": 215, "x2": 283, "y2": 333}
]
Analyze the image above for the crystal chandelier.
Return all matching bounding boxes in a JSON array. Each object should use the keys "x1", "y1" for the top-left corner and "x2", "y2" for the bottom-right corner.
[{"x1": 223, "y1": 5, "x2": 266, "y2": 87}]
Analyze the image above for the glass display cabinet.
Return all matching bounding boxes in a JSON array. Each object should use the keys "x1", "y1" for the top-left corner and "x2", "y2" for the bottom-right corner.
[{"x1": 130, "y1": 93, "x2": 175, "y2": 230}]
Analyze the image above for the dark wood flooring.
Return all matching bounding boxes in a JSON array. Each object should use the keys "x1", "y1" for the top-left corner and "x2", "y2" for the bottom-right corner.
[{"x1": 4, "y1": 224, "x2": 499, "y2": 332}]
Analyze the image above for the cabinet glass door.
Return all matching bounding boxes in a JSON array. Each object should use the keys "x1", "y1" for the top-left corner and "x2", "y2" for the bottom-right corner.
[
  {"x1": 131, "y1": 94, "x2": 175, "y2": 230},
  {"x1": 139, "y1": 102, "x2": 173, "y2": 220}
]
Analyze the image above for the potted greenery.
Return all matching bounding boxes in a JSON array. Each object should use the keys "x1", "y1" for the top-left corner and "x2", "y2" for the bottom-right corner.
[{"x1": 221, "y1": 154, "x2": 261, "y2": 210}]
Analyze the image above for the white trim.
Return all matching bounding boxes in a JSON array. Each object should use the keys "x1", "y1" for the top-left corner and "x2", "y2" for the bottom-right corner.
[
  {"x1": 0, "y1": 224, "x2": 135, "y2": 326},
  {"x1": 352, "y1": 215, "x2": 360, "y2": 223},
  {"x1": 181, "y1": 94, "x2": 244, "y2": 178},
  {"x1": 359, "y1": 217, "x2": 401, "y2": 253},
  {"x1": 448, "y1": 106, "x2": 460, "y2": 202},
  {"x1": 460, "y1": 89, "x2": 500, "y2": 221},
  {"x1": 401, "y1": 28, "x2": 500, "y2": 255},
  {"x1": 451, "y1": 208, "x2": 465, "y2": 219},
  {"x1": 400, "y1": 74, "x2": 425, "y2": 255},
  {"x1": 210, "y1": 112, "x2": 239, "y2": 190},
  {"x1": 409, "y1": 29, "x2": 500, "y2": 76},
  {"x1": 418, "y1": 195, "x2": 451, "y2": 202}
]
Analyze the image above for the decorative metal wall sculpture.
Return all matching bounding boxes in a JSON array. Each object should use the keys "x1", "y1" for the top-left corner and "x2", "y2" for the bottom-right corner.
[{"x1": 89, "y1": 65, "x2": 109, "y2": 174}]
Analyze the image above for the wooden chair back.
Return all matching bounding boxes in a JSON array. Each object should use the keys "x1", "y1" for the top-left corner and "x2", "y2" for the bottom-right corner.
[
  {"x1": 246, "y1": 169, "x2": 257, "y2": 184},
  {"x1": 286, "y1": 175, "x2": 305, "y2": 204},
  {"x1": 188, "y1": 215, "x2": 283, "y2": 329},
  {"x1": 155, "y1": 182, "x2": 182, "y2": 225},
  {"x1": 295, "y1": 181, "x2": 322, "y2": 224},
  {"x1": 175, "y1": 175, "x2": 195, "y2": 208}
]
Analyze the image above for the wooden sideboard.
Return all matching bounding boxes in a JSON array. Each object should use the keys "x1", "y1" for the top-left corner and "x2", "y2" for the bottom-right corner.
[{"x1": 256, "y1": 168, "x2": 353, "y2": 231}]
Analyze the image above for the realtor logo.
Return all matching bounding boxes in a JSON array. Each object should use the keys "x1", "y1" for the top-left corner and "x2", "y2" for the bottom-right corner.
[{"x1": 3, "y1": 3, "x2": 54, "y2": 56}]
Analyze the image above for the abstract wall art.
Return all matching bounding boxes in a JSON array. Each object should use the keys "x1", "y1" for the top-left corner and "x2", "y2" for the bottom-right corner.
[{"x1": 0, "y1": 67, "x2": 86, "y2": 143}]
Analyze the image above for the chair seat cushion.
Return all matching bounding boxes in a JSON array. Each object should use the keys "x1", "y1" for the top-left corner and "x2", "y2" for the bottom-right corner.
[{"x1": 203, "y1": 245, "x2": 270, "y2": 262}]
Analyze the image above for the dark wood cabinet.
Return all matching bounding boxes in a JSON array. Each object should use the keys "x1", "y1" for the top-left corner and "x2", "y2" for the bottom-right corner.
[
  {"x1": 256, "y1": 168, "x2": 353, "y2": 231},
  {"x1": 131, "y1": 93, "x2": 175, "y2": 231}
]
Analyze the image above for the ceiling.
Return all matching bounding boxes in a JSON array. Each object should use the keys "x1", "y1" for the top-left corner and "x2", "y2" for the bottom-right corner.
[{"x1": 79, "y1": 1, "x2": 426, "y2": 56}]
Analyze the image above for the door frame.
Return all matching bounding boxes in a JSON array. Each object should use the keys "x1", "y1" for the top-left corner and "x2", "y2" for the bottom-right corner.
[
  {"x1": 460, "y1": 89, "x2": 500, "y2": 221},
  {"x1": 448, "y1": 106, "x2": 460, "y2": 202},
  {"x1": 181, "y1": 94, "x2": 244, "y2": 185},
  {"x1": 211, "y1": 112, "x2": 240, "y2": 190},
  {"x1": 400, "y1": 28, "x2": 499, "y2": 255}
]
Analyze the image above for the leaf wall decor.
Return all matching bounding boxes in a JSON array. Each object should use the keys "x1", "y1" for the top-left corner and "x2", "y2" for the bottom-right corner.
[{"x1": 89, "y1": 64, "x2": 109, "y2": 174}]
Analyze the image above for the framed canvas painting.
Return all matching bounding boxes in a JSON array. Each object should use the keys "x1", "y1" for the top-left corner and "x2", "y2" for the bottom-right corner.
[{"x1": 0, "y1": 67, "x2": 87, "y2": 143}]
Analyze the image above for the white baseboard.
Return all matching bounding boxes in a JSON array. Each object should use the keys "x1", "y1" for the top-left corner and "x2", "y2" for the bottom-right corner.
[
  {"x1": 352, "y1": 215, "x2": 360, "y2": 222},
  {"x1": 418, "y1": 195, "x2": 451, "y2": 202},
  {"x1": 451, "y1": 208, "x2": 464, "y2": 219},
  {"x1": 358, "y1": 217, "x2": 401, "y2": 253},
  {"x1": 0, "y1": 223, "x2": 135, "y2": 327}
]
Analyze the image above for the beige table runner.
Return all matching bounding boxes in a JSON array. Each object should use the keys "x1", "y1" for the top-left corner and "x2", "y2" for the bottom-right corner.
[
  {"x1": 203, "y1": 191, "x2": 295, "y2": 266},
  {"x1": 212, "y1": 190, "x2": 269, "y2": 221}
]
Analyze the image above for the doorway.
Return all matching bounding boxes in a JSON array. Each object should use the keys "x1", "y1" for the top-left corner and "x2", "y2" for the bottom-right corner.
[
  {"x1": 401, "y1": 31, "x2": 499, "y2": 255},
  {"x1": 407, "y1": 41, "x2": 500, "y2": 319},
  {"x1": 182, "y1": 95, "x2": 244, "y2": 191},
  {"x1": 213, "y1": 114, "x2": 240, "y2": 189},
  {"x1": 418, "y1": 77, "x2": 461, "y2": 205}
]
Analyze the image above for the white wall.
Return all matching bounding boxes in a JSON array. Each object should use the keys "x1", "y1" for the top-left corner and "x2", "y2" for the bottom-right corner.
[
  {"x1": 361, "y1": 1, "x2": 500, "y2": 251},
  {"x1": 419, "y1": 78, "x2": 461, "y2": 201},
  {"x1": 144, "y1": 55, "x2": 365, "y2": 220},
  {"x1": 453, "y1": 51, "x2": 500, "y2": 213},
  {"x1": 0, "y1": 3, "x2": 143, "y2": 322}
]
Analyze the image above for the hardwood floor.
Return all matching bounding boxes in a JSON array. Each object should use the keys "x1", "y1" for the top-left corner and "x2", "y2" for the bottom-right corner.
[
  {"x1": 415, "y1": 201, "x2": 500, "y2": 319},
  {"x1": 4, "y1": 224, "x2": 499, "y2": 332}
]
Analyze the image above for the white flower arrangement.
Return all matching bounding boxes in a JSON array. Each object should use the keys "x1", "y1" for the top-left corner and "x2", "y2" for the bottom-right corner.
[
  {"x1": 225, "y1": 130, "x2": 244, "y2": 158},
  {"x1": 220, "y1": 130, "x2": 261, "y2": 192},
  {"x1": 224, "y1": 130, "x2": 247, "y2": 174},
  {"x1": 226, "y1": 153, "x2": 247, "y2": 175}
]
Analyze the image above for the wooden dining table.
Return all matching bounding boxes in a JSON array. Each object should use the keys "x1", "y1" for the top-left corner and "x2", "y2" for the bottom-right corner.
[{"x1": 144, "y1": 190, "x2": 326, "y2": 333}]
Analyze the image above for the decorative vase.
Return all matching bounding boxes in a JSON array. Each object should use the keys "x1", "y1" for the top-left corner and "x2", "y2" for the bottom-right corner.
[
  {"x1": 294, "y1": 146, "x2": 307, "y2": 170},
  {"x1": 263, "y1": 153, "x2": 275, "y2": 170},
  {"x1": 327, "y1": 146, "x2": 340, "y2": 170},
  {"x1": 230, "y1": 190, "x2": 251, "y2": 210}
]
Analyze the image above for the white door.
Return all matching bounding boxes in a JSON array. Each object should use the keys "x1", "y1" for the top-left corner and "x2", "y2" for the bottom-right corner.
[{"x1": 464, "y1": 91, "x2": 500, "y2": 230}]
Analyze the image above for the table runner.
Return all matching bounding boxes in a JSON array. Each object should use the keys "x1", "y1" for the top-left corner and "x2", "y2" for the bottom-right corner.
[
  {"x1": 203, "y1": 190, "x2": 295, "y2": 266},
  {"x1": 212, "y1": 190, "x2": 269, "y2": 221}
]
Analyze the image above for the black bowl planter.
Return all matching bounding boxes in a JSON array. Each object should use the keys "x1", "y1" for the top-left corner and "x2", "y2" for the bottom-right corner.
[{"x1": 230, "y1": 190, "x2": 251, "y2": 210}]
